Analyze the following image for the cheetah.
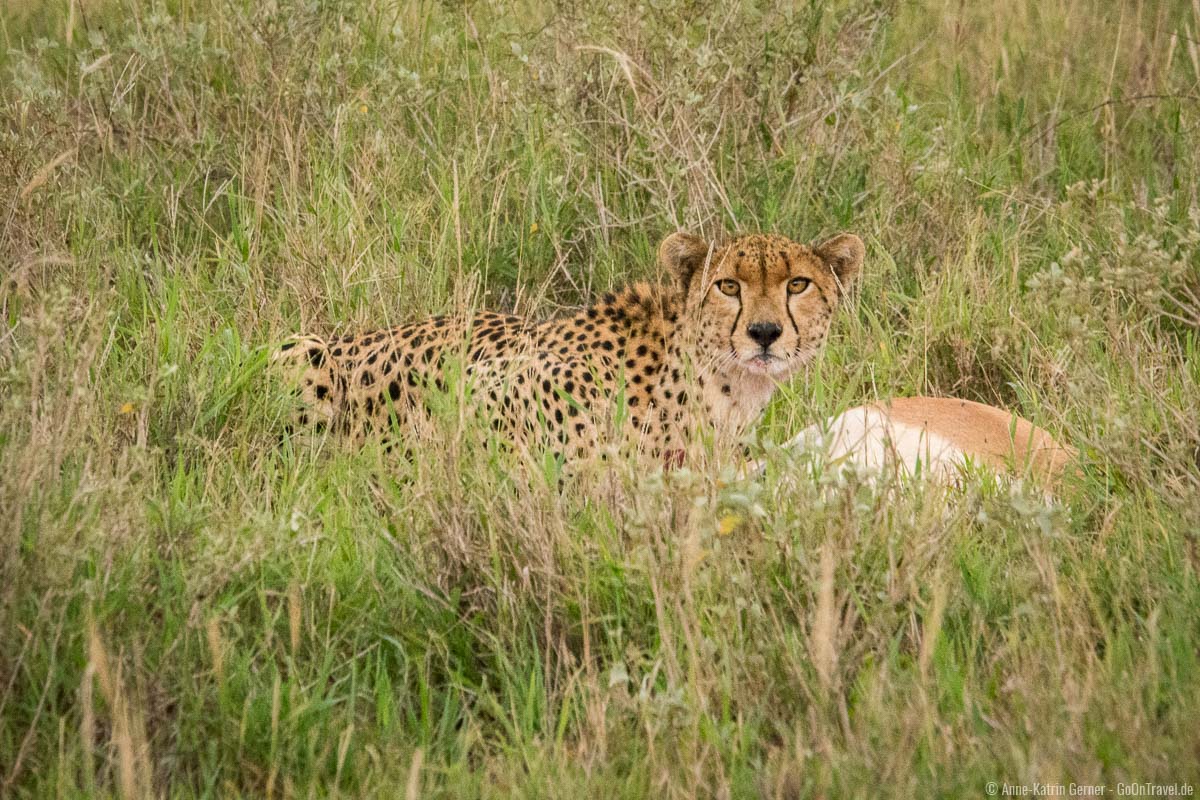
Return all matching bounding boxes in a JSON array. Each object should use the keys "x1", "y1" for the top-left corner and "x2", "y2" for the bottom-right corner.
[{"x1": 274, "y1": 231, "x2": 864, "y2": 464}]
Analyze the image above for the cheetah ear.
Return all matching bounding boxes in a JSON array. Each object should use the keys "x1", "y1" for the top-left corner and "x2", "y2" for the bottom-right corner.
[
  {"x1": 814, "y1": 233, "x2": 864, "y2": 290},
  {"x1": 658, "y1": 232, "x2": 710, "y2": 292}
]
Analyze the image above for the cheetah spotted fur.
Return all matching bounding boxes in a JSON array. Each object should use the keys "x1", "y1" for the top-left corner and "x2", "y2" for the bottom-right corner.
[{"x1": 274, "y1": 231, "x2": 864, "y2": 464}]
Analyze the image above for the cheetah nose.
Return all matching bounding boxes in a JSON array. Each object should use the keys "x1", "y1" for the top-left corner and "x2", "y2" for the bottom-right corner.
[{"x1": 747, "y1": 322, "x2": 783, "y2": 349}]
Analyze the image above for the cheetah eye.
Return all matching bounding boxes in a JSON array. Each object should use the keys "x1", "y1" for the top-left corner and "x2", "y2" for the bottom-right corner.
[
  {"x1": 716, "y1": 279, "x2": 740, "y2": 297},
  {"x1": 788, "y1": 277, "x2": 811, "y2": 295}
]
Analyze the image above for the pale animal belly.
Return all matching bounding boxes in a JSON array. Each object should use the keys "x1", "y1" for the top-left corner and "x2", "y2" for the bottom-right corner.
[
  {"x1": 749, "y1": 397, "x2": 1075, "y2": 498},
  {"x1": 780, "y1": 406, "x2": 971, "y2": 482}
]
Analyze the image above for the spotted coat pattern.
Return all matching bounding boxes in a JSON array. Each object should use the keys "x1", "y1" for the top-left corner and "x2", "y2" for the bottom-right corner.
[{"x1": 274, "y1": 232, "x2": 864, "y2": 463}]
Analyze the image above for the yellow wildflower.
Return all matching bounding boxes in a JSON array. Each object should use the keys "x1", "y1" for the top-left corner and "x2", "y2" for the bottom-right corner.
[{"x1": 717, "y1": 513, "x2": 743, "y2": 536}]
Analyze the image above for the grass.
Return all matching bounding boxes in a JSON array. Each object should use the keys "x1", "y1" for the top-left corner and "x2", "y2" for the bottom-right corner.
[{"x1": 2, "y1": 0, "x2": 1199, "y2": 796}]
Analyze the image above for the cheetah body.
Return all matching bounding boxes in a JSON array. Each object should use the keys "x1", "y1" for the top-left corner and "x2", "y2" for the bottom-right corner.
[{"x1": 276, "y1": 231, "x2": 864, "y2": 462}]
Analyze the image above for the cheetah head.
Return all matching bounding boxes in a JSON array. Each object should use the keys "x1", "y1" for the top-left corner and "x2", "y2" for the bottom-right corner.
[{"x1": 659, "y1": 231, "x2": 863, "y2": 380}]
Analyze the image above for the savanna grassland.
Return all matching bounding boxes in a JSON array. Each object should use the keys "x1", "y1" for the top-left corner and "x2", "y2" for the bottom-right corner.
[{"x1": 3, "y1": 0, "x2": 1200, "y2": 797}]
